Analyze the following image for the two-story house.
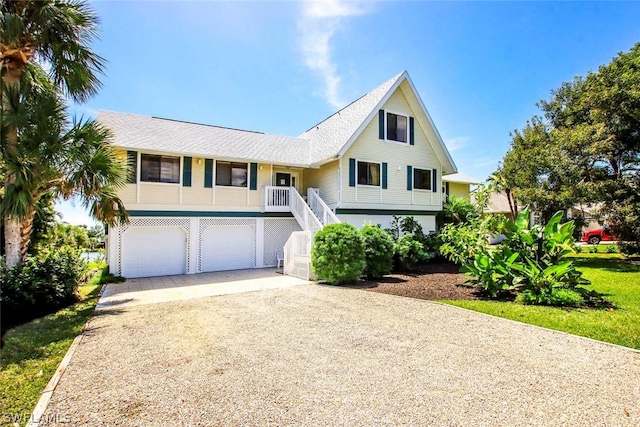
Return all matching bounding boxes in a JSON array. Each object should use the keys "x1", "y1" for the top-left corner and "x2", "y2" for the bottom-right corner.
[{"x1": 100, "y1": 71, "x2": 458, "y2": 279}]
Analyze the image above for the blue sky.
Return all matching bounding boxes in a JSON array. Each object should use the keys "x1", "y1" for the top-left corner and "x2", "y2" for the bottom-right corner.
[{"x1": 59, "y1": 0, "x2": 640, "y2": 225}]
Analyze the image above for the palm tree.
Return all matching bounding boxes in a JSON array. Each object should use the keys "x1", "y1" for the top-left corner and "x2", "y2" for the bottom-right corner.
[
  {"x1": 488, "y1": 169, "x2": 518, "y2": 220},
  {"x1": 1, "y1": 1, "x2": 125, "y2": 267}
]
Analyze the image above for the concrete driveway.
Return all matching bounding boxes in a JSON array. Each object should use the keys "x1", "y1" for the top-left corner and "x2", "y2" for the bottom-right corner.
[
  {"x1": 41, "y1": 279, "x2": 639, "y2": 426},
  {"x1": 97, "y1": 269, "x2": 309, "y2": 309}
]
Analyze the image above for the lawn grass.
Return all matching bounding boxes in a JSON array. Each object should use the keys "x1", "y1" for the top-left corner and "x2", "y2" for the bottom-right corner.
[
  {"x1": 441, "y1": 253, "x2": 640, "y2": 349},
  {"x1": 0, "y1": 274, "x2": 104, "y2": 425}
]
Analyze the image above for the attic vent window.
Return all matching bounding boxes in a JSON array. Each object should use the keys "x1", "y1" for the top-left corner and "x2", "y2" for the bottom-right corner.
[{"x1": 386, "y1": 112, "x2": 408, "y2": 143}]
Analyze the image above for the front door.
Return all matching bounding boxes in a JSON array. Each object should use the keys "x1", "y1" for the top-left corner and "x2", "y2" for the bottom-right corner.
[{"x1": 275, "y1": 172, "x2": 291, "y2": 187}]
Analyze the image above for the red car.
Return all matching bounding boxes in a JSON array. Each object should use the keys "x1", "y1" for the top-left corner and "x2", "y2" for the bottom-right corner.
[{"x1": 581, "y1": 227, "x2": 619, "y2": 245}]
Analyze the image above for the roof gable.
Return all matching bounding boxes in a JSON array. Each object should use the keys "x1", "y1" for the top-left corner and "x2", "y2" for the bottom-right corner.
[{"x1": 301, "y1": 71, "x2": 456, "y2": 174}]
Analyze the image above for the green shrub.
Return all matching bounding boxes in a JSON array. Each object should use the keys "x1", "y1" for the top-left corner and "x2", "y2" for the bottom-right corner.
[
  {"x1": 619, "y1": 241, "x2": 640, "y2": 256},
  {"x1": 606, "y1": 244, "x2": 619, "y2": 253},
  {"x1": 439, "y1": 195, "x2": 479, "y2": 225},
  {"x1": 574, "y1": 245, "x2": 583, "y2": 253},
  {"x1": 394, "y1": 234, "x2": 428, "y2": 271},
  {"x1": 1, "y1": 247, "x2": 87, "y2": 329},
  {"x1": 516, "y1": 288, "x2": 584, "y2": 307},
  {"x1": 589, "y1": 245, "x2": 599, "y2": 253},
  {"x1": 439, "y1": 215, "x2": 506, "y2": 264},
  {"x1": 312, "y1": 223, "x2": 365, "y2": 285},
  {"x1": 360, "y1": 224, "x2": 394, "y2": 278}
]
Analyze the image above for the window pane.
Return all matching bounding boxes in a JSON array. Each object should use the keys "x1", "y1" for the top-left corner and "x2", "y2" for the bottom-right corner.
[
  {"x1": 369, "y1": 163, "x2": 380, "y2": 186},
  {"x1": 357, "y1": 161, "x2": 368, "y2": 185},
  {"x1": 386, "y1": 113, "x2": 407, "y2": 142},
  {"x1": 357, "y1": 161, "x2": 380, "y2": 186},
  {"x1": 231, "y1": 163, "x2": 247, "y2": 187},
  {"x1": 386, "y1": 113, "x2": 397, "y2": 140},
  {"x1": 396, "y1": 115, "x2": 407, "y2": 142},
  {"x1": 216, "y1": 162, "x2": 231, "y2": 186},
  {"x1": 141, "y1": 154, "x2": 160, "y2": 182},
  {"x1": 160, "y1": 156, "x2": 180, "y2": 183},
  {"x1": 413, "y1": 168, "x2": 431, "y2": 190}
]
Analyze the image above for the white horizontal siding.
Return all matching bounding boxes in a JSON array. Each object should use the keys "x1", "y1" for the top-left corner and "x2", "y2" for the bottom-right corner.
[{"x1": 342, "y1": 86, "x2": 443, "y2": 211}]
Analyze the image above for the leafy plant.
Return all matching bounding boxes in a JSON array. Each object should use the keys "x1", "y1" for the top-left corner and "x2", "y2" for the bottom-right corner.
[
  {"x1": 439, "y1": 215, "x2": 507, "y2": 264},
  {"x1": 440, "y1": 195, "x2": 479, "y2": 225},
  {"x1": 447, "y1": 206, "x2": 591, "y2": 306},
  {"x1": 394, "y1": 234, "x2": 428, "y2": 271},
  {"x1": 1, "y1": 246, "x2": 87, "y2": 329},
  {"x1": 619, "y1": 241, "x2": 640, "y2": 256},
  {"x1": 360, "y1": 224, "x2": 394, "y2": 278},
  {"x1": 516, "y1": 288, "x2": 584, "y2": 307},
  {"x1": 606, "y1": 244, "x2": 619, "y2": 254},
  {"x1": 461, "y1": 248, "x2": 519, "y2": 297},
  {"x1": 589, "y1": 245, "x2": 599, "y2": 253},
  {"x1": 312, "y1": 223, "x2": 365, "y2": 285}
]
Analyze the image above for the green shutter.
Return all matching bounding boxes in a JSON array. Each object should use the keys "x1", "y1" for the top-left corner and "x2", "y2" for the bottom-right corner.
[
  {"x1": 250, "y1": 163, "x2": 258, "y2": 190},
  {"x1": 432, "y1": 168, "x2": 437, "y2": 193},
  {"x1": 409, "y1": 117, "x2": 415, "y2": 145},
  {"x1": 382, "y1": 162, "x2": 388, "y2": 189},
  {"x1": 379, "y1": 110, "x2": 385, "y2": 140},
  {"x1": 126, "y1": 151, "x2": 137, "y2": 183},
  {"x1": 182, "y1": 157, "x2": 192, "y2": 187},
  {"x1": 349, "y1": 158, "x2": 356, "y2": 187},
  {"x1": 204, "y1": 159, "x2": 213, "y2": 188},
  {"x1": 407, "y1": 165, "x2": 413, "y2": 191}
]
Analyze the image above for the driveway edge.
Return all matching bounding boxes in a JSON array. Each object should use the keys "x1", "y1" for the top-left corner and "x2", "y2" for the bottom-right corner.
[
  {"x1": 350, "y1": 286, "x2": 640, "y2": 354},
  {"x1": 25, "y1": 285, "x2": 106, "y2": 427}
]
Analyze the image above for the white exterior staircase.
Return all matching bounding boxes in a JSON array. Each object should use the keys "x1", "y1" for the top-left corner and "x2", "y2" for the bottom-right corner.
[{"x1": 263, "y1": 186, "x2": 340, "y2": 279}]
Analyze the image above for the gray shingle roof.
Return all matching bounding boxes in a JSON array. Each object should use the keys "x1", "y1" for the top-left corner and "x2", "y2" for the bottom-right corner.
[
  {"x1": 97, "y1": 111, "x2": 313, "y2": 166},
  {"x1": 301, "y1": 72, "x2": 405, "y2": 164},
  {"x1": 98, "y1": 71, "x2": 453, "y2": 170}
]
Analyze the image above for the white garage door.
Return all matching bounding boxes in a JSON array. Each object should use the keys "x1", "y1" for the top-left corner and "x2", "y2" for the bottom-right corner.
[
  {"x1": 121, "y1": 227, "x2": 187, "y2": 278},
  {"x1": 201, "y1": 226, "x2": 254, "y2": 272}
]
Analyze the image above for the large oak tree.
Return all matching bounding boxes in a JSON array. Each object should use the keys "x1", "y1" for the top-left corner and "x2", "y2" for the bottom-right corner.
[{"x1": 499, "y1": 43, "x2": 640, "y2": 244}]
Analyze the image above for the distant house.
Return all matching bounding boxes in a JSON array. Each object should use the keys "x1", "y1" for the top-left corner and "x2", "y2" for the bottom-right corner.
[
  {"x1": 442, "y1": 172, "x2": 481, "y2": 201},
  {"x1": 99, "y1": 71, "x2": 459, "y2": 279},
  {"x1": 568, "y1": 204, "x2": 603, "y2": 231}
]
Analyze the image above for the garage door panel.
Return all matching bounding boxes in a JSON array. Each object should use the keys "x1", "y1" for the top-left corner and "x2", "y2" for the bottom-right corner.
[
  {"x1": 201, "y1": 226, "x2": 254, "y2": 272},
  {"x1": 122, "y1": 227, "x2": 187, "y2": 278}
]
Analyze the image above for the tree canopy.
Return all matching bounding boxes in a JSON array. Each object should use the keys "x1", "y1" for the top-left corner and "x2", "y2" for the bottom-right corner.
[
  {"x1": 499, "y1": 42, "x2": 640, "y2": 244},
  {"x1": 1, "y1": 0, "x2": 128, "y2": 266}
]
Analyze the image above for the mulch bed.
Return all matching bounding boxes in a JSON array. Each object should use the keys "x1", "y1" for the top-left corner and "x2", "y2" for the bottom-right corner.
[{"x1": 348, "y1": 262, "x2": 484, "y2": 301}]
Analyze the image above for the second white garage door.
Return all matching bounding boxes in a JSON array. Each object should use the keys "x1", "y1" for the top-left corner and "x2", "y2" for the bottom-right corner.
[
  {"x1": 121, "y1": 226, "x2": 187, "y2": 278},
  {"x1": 201, "y1": 225, "x2": 254, "y2": 272}
]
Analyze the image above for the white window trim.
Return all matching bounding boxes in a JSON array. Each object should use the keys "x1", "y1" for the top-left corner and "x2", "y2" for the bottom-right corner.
[
  {"x1": 384, "y1": 109, "x2": 410, "y2": 145},
  {"x1": 356, "y1": 159, "x2": 382, "y2": 188},
  {"x1": 139, "y1": 153, "x2": 182, "y2": 185},
  {"x1": 214, "y1": 160, "x2": 249, "y2": 189}
]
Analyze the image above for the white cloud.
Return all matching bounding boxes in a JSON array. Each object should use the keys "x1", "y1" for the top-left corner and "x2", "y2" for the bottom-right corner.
[
  {"x1": 298, "y1": 0, "x2": 369, "y2": 109},
  {"x1": 444, "y1": 136, "x2": 469, "y2": 152}
]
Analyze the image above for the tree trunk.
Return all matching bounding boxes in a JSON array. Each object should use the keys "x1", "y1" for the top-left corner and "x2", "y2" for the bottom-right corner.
[
  {"x1": 2, "y1": 62, "x2": 25, "y2": 267},
  {"x1": 20, "y1": 208, "x2": 35, "y2": 259},
  {"x1": 505, "y1": 188, "x2": 516, "y2": 220},
  {"x1": 3, "y1": 219, "x2": 21, "y2": 267}
]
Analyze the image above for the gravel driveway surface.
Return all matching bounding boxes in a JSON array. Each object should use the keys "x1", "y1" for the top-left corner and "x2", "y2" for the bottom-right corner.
[{"x1": 41, "y1": 284, "x2": 639, "y2": 426}]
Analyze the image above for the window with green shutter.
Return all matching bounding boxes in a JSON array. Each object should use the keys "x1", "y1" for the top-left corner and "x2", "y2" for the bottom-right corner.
[
  {"x1": 126, "y1": 151, "x2": 137, "y2": 184},
  {"x1": 204, "y1": 159, "x2": 213, "y2": 188},
  {"x1": 182, "y1": 157, "x2": 192, "y2": 187},
  {"x1": 249, "y1": 163, "x2": 258, "y2": 190}
]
